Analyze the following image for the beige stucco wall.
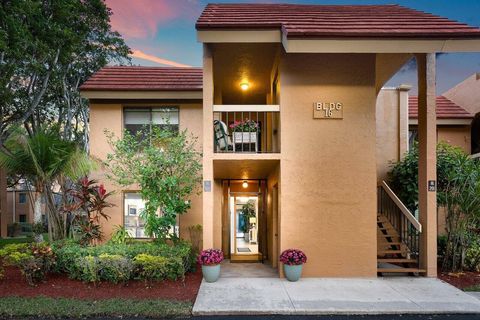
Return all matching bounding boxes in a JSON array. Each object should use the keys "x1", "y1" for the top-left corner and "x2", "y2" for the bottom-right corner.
[
  {"x1": 443, "y1": 73, "x2": 480, "y2": 115},
  {"x1": 6, "y1": 191, "x2": 35, "y2": 224},
  {"x1": 89, "y1": 102, "x2": 203, "y2": 241},
  {"x1": 375, "y1": 88, "x2": 409, "y2": 181},
  {"x1": 438, "y1": 126, "x2": 471, "y2": 153},
  {"x1": 279, "y1": 53, "x2": 378, "y2": 277}
]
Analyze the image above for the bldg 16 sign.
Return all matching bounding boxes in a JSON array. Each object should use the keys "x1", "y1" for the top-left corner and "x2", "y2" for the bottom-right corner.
[{"x1": 313, "y1": 102, "x2": 343, "y2": 119}]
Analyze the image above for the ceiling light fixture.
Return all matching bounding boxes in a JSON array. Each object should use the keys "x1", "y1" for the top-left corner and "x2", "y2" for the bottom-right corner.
[
  {"x1": 240, "y1": 82, "x2": 249, "y2": 91},
  {"x1": 242, "y1": 180, "x2": 249, "y2": 188}
]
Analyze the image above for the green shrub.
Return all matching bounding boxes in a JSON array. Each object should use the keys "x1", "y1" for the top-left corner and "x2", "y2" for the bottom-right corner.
[
  {"x1": 466, "y1": 235, "x2": 480, "y2": 272},
  {"x1": 77, "y1": 256, "x2": 100, "y2": 283},
  {"x1": 51, "y1": 240, "x2": 193, "y2": 283},
  {"x1": 98, "y1": 254, "x2": 133, "y2": 284},
  {"x1": 133, "y1": 254, "x2": 168, "y2": 281},
  {"x1": 0, "y1": 243, "x2": 55, "y2": 286}
]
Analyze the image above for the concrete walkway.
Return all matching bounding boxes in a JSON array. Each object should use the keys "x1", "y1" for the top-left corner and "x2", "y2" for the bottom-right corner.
[{"x1": 193, "y1": 277, "x2": 480, "y2": 315}]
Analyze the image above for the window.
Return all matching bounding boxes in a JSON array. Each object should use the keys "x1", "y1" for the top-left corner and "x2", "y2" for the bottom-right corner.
[
  {"x1": 408, "y1": 129, "x2": 418, "y2": 150},
  {"x1": 124, "y1": 192, "x2": 179, "y2": 239},
  {"x1": 124, "y1": 193, "x2": 147, "y2": 238},
  {"x1": 18, "y1": 193, "x2": 27, "y2": 204},
  {"x1": 19, "y1": 214, "x2": 27, "y2": 223},
  {"x1": 124, "y1": 107, "x2": 179, "y2": 136}
]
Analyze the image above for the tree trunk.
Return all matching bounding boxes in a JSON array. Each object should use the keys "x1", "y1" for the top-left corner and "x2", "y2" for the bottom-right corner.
[{"x1": 33, "y1": 192, "x2": 43, "y2": 242}]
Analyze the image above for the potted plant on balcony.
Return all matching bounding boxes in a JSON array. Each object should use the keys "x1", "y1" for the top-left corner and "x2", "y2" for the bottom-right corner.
[
  {"x1": 230, "y1": 119, "x2": 258, "y2": 152},
  {"x1": 198, "y1": 249, "x2": 224, "y2": 283},
  {"x1": 280, "y1": 249, "x2": 307, "y2": 282}
]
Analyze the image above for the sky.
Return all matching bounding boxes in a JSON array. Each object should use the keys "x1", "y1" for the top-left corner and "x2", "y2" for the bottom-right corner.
[{"x1": 105, "y1": 0, "x2": 480, "y2": 94}]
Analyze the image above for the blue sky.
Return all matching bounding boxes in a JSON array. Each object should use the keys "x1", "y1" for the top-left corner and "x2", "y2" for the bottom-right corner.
[{"x1": 106, "y1": 0, "x2": 480, "y2": 94}]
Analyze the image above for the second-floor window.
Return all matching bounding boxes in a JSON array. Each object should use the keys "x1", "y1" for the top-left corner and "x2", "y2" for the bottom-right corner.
[
  {"x1": 124, "y1": 107, "x2": 179, "y2": 136},
  {"x1": 18, "y1": 193, "x2": 27, "y2": 204}
]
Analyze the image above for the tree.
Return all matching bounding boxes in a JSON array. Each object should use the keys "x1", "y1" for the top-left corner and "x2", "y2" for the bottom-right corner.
[
  {"x1": 0, "y1": 0, "x2": 130, "y2": 150},
  {"x1": 105, "y1": 127, "x2": 202, "y2": 241},
  {"x1": 0, "y1": 128, "x2": 92, "y2": 241}
]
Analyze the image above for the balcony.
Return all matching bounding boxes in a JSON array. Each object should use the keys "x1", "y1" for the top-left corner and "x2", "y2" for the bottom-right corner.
[{"x1": 213, "y1": 105, "x2": 280, "y2": 153}]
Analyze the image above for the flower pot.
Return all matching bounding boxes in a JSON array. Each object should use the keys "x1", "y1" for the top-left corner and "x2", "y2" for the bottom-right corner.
[
  {"x1": 283, "y1": 264, "x2": 303, "y2": 282},
  {"x1": 202, "y1": 264, "x2": 221, "y2": 283}
]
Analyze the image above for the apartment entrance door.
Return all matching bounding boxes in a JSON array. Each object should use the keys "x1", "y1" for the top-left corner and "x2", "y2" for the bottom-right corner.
[{"x1": 222, "y1": 180, "x2": 267, "y2": 262}]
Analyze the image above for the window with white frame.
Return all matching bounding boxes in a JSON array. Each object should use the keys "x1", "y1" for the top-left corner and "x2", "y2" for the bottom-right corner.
[
  {"x1": 124, "y1": 193, "x2": 147, "y2": 238},
  {"x1": 124, "y1": 107, "x2": 179, "y2": 136},
  {"x1": 123, "y1": 192, "x2": 179, "y2": 238}
]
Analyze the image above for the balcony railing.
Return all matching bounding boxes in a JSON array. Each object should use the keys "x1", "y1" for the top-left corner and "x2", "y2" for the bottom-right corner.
[{"x1": 213, "y1": 105, "x2": 280, "y2": 153}]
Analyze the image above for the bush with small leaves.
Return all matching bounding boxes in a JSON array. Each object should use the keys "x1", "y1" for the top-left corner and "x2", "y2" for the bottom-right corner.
[{"x1": 98, "y1": 254, "x2": 133, "y2": 284}]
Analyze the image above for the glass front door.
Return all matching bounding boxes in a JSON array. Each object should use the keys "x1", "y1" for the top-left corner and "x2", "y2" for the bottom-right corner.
[{"x1": 230, "y1": 195, "x2": 259, "y2": 257}]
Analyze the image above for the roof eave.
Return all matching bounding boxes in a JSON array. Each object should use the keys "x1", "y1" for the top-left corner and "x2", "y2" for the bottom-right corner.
[{"x1": 80, "y1": 90, "x2": 203, "y2": 100}]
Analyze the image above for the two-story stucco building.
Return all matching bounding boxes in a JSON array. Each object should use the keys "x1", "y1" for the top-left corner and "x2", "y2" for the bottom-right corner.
[{"x1": 81, "y1": 3, "x2": 480, "y2": 278}]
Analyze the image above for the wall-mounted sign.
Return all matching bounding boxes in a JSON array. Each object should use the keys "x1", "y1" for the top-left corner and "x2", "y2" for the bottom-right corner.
[
  {"x1": 428, "y1": 180, "x2": 436, "y2": 192},
  {"x1": 313, "y1": 102, "x2": 343, "y2": 119},
  {"x1": 204, "y1": 180, "x2": 211, "y2": 192}
]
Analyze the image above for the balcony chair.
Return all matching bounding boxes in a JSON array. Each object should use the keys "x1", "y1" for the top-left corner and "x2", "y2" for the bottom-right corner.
[{"x1": 213, "y1": 120, "x2": 233, "y2": 151}]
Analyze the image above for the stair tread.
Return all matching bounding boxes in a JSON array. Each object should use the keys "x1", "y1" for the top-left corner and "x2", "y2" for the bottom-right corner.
[
  {"x1": 378, "y1": 268, "x2": 426, "y2": 273},
  {"x1": 378, "y1": 258, "x2": 417, "y2": 263},
  {"x1": 378, "y1": 249, "x2": 402, "y2": 254}
]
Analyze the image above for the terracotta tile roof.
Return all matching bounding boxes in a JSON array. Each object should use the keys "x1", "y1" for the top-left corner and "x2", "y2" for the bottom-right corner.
[
  {"x1": 196, "y1": 4, "x2": 480, "y2": 39},
  {"x1": 409, "y1": 96, "x2": 473, "y2": 119},
  {"x1": 80, "y1": 66, "x2": 203, "y2": 91}
]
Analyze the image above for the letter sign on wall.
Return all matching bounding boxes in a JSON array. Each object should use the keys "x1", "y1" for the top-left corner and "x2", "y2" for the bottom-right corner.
[{"x1": 313, "y1": 102, "x2": 343, "y2": 119}]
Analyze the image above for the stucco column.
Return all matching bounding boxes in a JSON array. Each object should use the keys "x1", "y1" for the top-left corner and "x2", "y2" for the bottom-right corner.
[
  {"x1": 398, "y1": 84, "x2": 411, "y2": 157},
  {"x1": 202, "y1": 44, "x2": 215, "y2": 249},
  {"x1": 416, "y1": 53, "x2": 437, "y2": 277}
]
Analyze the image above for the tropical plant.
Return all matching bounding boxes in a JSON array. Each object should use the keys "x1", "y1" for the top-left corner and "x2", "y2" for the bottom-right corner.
[
  {"x1": 240, "y1": 200, "x2": 256, "y2": 233},
  {"x1": 105, "y1": 127, "x2": 202, "y2": 240},
  {"x1": 389, "y1": 142, "x2": 480, "y2": 271},
  {"x1": 441, "y1": 155, "x2": 480, "y2": 271},
  {"x1": 0, "y1": 243, "x2": 56, "y2": 286},
  {"x1": 0, "y1": 128, "x2": 92, "y2": 241},
  {"x1": 65, "y1": 177, "x2": 114, "y2": 245},
  {"x1": 110, "y1": 225, "x2": 132, "y2": 245}
]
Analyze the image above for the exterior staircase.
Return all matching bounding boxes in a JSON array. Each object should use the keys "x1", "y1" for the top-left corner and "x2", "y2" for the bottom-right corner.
[{"x1": 377, "y1": 181, "x2": 425, "y2": 275}]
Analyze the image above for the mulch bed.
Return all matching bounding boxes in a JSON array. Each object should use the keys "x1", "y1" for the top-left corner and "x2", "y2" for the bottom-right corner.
[
  {"x1": 0, "y1": 266, "x2": 202, "y2": 301},
  {"x1": 439, "y1": 271, "x2": 480, "y2": 290}
]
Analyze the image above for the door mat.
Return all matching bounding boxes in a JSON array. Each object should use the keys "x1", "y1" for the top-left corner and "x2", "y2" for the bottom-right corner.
[{"x1": 237, "y1": 248, "x2": 251, "y2": 253}]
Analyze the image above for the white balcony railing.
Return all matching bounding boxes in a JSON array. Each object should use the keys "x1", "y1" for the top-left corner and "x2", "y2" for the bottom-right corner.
[{"x1": 213, "y1": 105, "x2": 280, "y2": 153}]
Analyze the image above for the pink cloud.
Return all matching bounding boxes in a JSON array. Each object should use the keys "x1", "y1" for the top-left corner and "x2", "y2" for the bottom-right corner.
[
  {"x1": 105, "y1": 0, "x2": 199, "y2": 39},
  {"x1": 131, "y1": 49, "x2": 192, "y2": 67}
]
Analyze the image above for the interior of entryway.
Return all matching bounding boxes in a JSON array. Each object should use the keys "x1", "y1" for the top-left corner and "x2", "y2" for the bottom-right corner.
[
  {"x1": 224, "y1": 180, "x2": 265, "y2": 262},
  {"x1": 214, "y1": 159, "x2": 280, "y2": 270}
]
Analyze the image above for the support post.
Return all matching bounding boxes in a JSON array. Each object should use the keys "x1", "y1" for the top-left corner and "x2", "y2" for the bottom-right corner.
[
  {"x1": 202, "y1": 44, "x2": 215, "y2": 249},
  {"x1": 416, "y1": 53, "x2": 437, "y2": 277}
]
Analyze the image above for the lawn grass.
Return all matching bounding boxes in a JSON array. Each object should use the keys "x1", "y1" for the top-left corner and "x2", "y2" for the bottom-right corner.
[
  {"x1": 0, "y1": 233, "x2": 49, "y2": 248},
  {"x1": 0, "y1": 237, "x2": 32, "y2": 248},
  {"x1": 0, "y1": 296, "x2": 192, "y2": 318},
  {"x1": 464, "y1": 285, "x2": 480, "y2": 292}
]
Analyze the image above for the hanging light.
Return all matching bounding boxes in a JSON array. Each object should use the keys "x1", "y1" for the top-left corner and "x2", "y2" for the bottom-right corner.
[
  {"x1": 240, "y1": 82, "x2": 249, "y2": 91},
  {"x1": 242, "y1": 180, "x2": 249, "y2": 188}
]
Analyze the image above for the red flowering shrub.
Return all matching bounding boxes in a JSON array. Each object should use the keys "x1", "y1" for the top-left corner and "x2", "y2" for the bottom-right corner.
[
  {"x1": 280, "y1": 249, "x2": 307, "y2": 266},
  {"x1": 197, "y1": 249, "x2": 223, "y2": 266}
]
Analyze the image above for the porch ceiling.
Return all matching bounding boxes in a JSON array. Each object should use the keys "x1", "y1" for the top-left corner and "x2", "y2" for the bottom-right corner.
[{"x1": 213, "y1": 159, "x2": 279, "y2": 180}]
